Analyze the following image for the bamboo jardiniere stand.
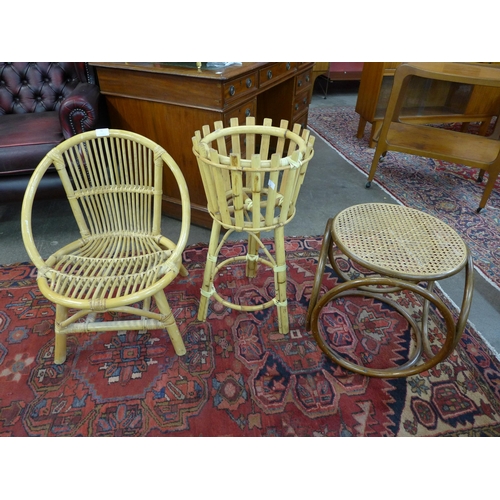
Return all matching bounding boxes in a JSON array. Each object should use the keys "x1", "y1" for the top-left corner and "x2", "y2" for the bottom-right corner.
[
  {"x1": 192, "y1": 117, "x2": 315, "y2": 334},
  {"x1": 21, "y1": 129, "x2": 191, "y2": 364}
]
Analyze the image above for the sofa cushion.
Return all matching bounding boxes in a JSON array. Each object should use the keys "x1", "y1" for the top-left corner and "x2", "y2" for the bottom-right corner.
[{"x1": 0, "y1": 112, "x2": 63, "y2": 174}]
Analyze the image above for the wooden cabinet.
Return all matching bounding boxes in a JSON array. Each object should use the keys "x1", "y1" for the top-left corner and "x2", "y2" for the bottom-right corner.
[
  {"x1": 92, "y1": 62, "x2": 314, "y2": 228},
  {"x1": 355, "y1": 62, "x2": 500, "y2": 147}
]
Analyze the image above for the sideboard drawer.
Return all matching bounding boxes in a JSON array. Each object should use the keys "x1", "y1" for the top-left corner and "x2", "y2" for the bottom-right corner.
[
  {"x1": 224, "y1": 98, "x2": 257, "y2": 127},
  {"x1": 292, "y1": 92, "x2": 310, "y2": 119},
  {"x1": 259, "y1": 62, "x2": 297, "y2": 88},
  {"x1": 223, "y1": 71, "x2": 258, "y2": 103},
  {"x1": 295, "y1": 68, "x2": 313, "y2": 94}
]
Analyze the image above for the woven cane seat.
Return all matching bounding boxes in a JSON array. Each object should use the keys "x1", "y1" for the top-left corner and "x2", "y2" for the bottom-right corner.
[
  {"x1": 306, "y1": 203, "x2": 474, "y2": 378},
  {"x1": 333, "y1": 203, "x2": 468, "y2": 280}
]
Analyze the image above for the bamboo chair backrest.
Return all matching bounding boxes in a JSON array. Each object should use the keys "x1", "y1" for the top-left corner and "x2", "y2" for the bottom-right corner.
[
  {"x1": 22, "y1": 129, "x2": 191, "y2": 273},
  {"x1": 192, "y1": 117, "x2": 315, "y2": 231},
  {"x1": 49, "y1": 129, "x2": 166, "y2": 239}
]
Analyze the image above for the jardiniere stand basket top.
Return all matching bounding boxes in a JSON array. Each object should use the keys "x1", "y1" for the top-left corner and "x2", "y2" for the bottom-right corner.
[{"x1": 192, "y1": 116, "x2": 315, "y2": 334}]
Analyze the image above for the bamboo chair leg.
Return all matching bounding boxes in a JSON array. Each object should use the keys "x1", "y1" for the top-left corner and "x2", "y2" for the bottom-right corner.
[
  {"x1": 154, "y1": 290, "x2": 186, "y2": 356},
  {"x1": 274, "y1": 225, "x2": 289, "y2": 335},
  {"x1": 246, "y1": 232, "x2": 259, "y2": 278},
  {"x1": 140, "y1": 296, "x2": 152, "y2": 333},
  {"x1": 54, "y1": 304, "x2": 68, "y2": 365},
  {"x1": 198, "y1": 219, "x2": 222, "y2": 321}
]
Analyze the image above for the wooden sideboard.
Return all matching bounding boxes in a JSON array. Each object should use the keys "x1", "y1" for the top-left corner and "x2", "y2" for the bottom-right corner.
[
  {"x1": 355, "y1": 62, "x2": 500, "y2": 147},
  {"x1": 92, "y1": 62, "x2": 315, "y2": 228}
]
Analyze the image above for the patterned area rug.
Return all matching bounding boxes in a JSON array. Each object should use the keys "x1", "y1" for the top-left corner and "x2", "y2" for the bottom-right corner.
[
  {"x1": 1, "y1": 237, "x2": 500, "y2": 437},
  {"x1": 308, "y1": 106, "x2": 500, "y2": 291}
]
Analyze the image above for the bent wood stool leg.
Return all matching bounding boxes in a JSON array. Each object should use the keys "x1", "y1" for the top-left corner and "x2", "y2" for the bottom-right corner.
[{"x1": 306, "y1": 218, "x2": 334, "y2": 331}]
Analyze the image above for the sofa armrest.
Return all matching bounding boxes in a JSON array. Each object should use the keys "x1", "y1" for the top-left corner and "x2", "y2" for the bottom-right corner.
[{"x1": 59, "y1": 82, "x2": 101, "y2": 139}]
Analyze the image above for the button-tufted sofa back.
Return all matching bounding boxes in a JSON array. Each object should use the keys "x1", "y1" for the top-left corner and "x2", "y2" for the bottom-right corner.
[{"x1": 0, "y1": 62, "x2": 96, "y2": 115}]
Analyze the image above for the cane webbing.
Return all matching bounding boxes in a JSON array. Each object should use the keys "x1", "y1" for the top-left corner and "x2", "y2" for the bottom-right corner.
[{"x1": 333, "y1": 203, "x2": 468, "y2": 279}]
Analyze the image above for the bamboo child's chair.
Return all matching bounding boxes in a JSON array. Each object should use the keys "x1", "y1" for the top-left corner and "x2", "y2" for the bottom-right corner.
[
  {"x1": 21, "y1": 129, "x2": 191, "y2": 364},
  {"x1": 192, "y1": 117, "x2": 315, "y2": 334}
]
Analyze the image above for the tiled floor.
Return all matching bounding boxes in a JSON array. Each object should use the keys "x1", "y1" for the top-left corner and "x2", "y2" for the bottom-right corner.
[{"x1": 1, "y1": 78, "x2": 499, "y2": 353}]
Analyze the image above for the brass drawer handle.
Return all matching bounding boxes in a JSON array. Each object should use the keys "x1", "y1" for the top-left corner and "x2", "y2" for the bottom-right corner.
[
  {"x1": 229, "y1": 85, "x2": 236, "y2": 96},
  {"x1": 298, "y1": 79, "x2": 302, "y2": 87},
  {"x1": 246, "y1": 78, "x2": 252, "y2": 88},
  {"x1": 267, "y1": 70, "x2": 272, "y2": 80}
]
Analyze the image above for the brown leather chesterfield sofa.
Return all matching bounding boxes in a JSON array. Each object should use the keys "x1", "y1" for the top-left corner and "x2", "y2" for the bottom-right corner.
[{"x1": 0, "y1": 62, "x2": 107, "y2": 201}]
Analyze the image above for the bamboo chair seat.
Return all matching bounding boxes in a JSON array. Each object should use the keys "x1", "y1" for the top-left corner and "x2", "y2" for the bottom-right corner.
[
  {"x1": 41, "y1": 235, "x2": 177, "y2": 301},
  {"x1": 192, "y1": 117, "x2": 315, "y2": 334},
  {"x1": 22, "y1": 129, "x2": 191, "y2": 364},
  {"x1": 306, "y1": 203, "x2": 474, "y2": 378}
]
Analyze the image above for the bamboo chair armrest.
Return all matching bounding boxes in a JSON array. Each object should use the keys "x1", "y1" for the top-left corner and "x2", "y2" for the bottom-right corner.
[
  {"x1": 161, "y1": 150, "x2": 191, "y2": 258},
  {"x1": 21, "y1": 154, "x2": 57, "y2": 270}
]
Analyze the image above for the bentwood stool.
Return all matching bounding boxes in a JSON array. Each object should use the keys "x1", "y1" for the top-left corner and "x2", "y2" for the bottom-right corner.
[
  {"x1": 192, "y1": 117, "x2": 315, "y2": 334},
  {"x1": 306, "y1": 203, "x2": 474, "y2": 378}
]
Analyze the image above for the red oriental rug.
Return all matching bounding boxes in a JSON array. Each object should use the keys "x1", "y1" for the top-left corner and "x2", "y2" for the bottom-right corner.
[
  {"x1": 308, "y1": 106, "x2": 500, "y2": 292},
  {"x1": 2, "y1": 236, "x2": 500, "y2": 437}
]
